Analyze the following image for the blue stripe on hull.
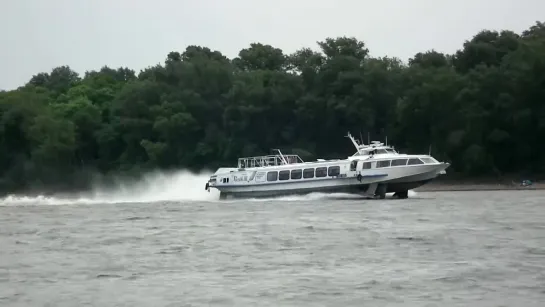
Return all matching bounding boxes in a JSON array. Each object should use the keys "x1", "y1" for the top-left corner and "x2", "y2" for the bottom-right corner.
[{"x1": 214, "y1": 173, "x2": 388, "y2": 188}]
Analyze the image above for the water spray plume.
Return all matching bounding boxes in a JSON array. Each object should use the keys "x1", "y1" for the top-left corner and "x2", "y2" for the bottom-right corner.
[
  {"x1": 0, "y1": 169, "x2": 419, "y2": 206},
  {"x1": 0, "y1": 169, "x2": 219, "y2": 205}
]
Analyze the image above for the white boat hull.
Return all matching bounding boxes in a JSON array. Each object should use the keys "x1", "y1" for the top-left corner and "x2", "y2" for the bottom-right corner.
[
  {"x1": 205, "y1": 133, "x2": 451, "y2": 200},
  {"x1": 212, "y1": 163, "x2": 449, "y2": 199}
]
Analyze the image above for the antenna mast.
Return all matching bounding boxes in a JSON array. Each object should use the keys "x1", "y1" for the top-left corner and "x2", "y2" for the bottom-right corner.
[
  {"x1": 346, "y1": 132, "x2": 360, "y2": 150},
  {"x1": 273, "y1": 148, "x2": 288, "y2": 164}
]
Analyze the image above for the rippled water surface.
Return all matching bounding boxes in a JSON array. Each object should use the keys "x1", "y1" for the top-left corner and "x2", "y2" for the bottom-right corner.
[{"x1": 1, "y1": 190, "x2": 545, "y2": 306}]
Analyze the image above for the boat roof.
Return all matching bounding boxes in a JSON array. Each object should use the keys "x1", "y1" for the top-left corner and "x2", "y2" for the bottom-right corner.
[{"x1": 345, "y1": 132, "x2": 399, "y2": 156}]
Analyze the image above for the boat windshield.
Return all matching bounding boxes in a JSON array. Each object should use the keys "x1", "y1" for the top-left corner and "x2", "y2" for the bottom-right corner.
[{"x1": 353, "y1": 148, "x2": 397, "y2": 156}]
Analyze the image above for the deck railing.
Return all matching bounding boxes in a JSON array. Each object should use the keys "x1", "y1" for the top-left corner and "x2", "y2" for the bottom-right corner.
[{"x1": 237, "y1": 154, "x2": 304, "y2": 168}]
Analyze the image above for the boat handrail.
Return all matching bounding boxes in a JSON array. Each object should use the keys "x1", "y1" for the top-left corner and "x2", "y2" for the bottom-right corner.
[{"x1": 237, "y1": 153, "x2": 304, "y2": 168}]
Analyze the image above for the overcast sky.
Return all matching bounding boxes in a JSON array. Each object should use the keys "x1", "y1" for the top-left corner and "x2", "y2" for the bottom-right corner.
[{"x1": 1, "y1": 0, "x2": 543, "y2": 90}]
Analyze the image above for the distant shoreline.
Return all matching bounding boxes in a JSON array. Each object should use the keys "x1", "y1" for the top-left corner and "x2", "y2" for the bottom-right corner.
[{"x1": 415, "y1": 182, "x2": 545, "y2": 192}]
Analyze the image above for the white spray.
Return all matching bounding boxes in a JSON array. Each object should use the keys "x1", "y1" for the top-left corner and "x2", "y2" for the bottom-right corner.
[
  {"x1": 0, "y1": 169, "x2": 220, "y2": 206},
  {"x1": 0, "y1": 169, "x2": 419, "y2": 206}
]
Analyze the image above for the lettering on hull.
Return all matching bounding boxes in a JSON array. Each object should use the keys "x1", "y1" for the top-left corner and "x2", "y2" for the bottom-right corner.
[{"x1": 233, "y1": 173, "x2": 248, "y2": 182}]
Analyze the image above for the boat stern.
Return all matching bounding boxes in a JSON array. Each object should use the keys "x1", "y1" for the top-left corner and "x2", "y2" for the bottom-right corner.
[{"x1": 205, "y1": 175, "x2": 217, "y2": 192}]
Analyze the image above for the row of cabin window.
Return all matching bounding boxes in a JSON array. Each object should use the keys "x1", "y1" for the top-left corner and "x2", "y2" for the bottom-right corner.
[
  {"x1": 357, "y1": 158, "x2": 425, "y2": 170},
  {"x1": 267, "y1": 166, "x2": 340, "y2": 181},
  {"x1": 375, "y1": 158, "x2": 425, "y2": 168}
]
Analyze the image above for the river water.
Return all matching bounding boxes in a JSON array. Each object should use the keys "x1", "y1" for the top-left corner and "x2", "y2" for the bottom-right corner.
[{"x1": 1, "y1": 173, "x2": 544, "y2": 306}]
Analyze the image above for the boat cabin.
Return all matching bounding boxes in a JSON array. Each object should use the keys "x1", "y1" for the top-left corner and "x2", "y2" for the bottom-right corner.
[{"x1": 345, "y1": 133, "x2": 405, "y2": 157}]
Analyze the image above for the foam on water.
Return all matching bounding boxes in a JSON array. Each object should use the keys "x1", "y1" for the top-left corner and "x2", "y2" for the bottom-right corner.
[
  {"x1": 0, "y1": 169, "x2": 418, "y2": 206},
  {"x1": 247, "y1": 190, "x2": 419, "y2": 202},
  {"x1": 0, "y1": 170, "x2": 218, "y2": 206}
]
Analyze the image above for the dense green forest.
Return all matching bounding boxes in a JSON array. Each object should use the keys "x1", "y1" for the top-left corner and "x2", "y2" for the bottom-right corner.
[{"x1": 1, "y1": 21, "x2": 545, "y2": 194}]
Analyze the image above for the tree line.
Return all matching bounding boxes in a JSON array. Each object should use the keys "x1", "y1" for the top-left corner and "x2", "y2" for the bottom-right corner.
[{"x1": 1, "y1": 21, "x2": 544, "y2": 194}]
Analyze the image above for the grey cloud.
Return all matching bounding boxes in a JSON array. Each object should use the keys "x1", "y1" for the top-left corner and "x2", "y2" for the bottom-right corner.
[{"x1": 1, "y1": 0, "x2": 543, "y2": 90}]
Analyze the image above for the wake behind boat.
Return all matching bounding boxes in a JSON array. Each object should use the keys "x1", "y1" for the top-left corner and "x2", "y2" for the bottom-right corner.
[{"x1": 205, "y1": 133, "x2": 450, "y2": 200}]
